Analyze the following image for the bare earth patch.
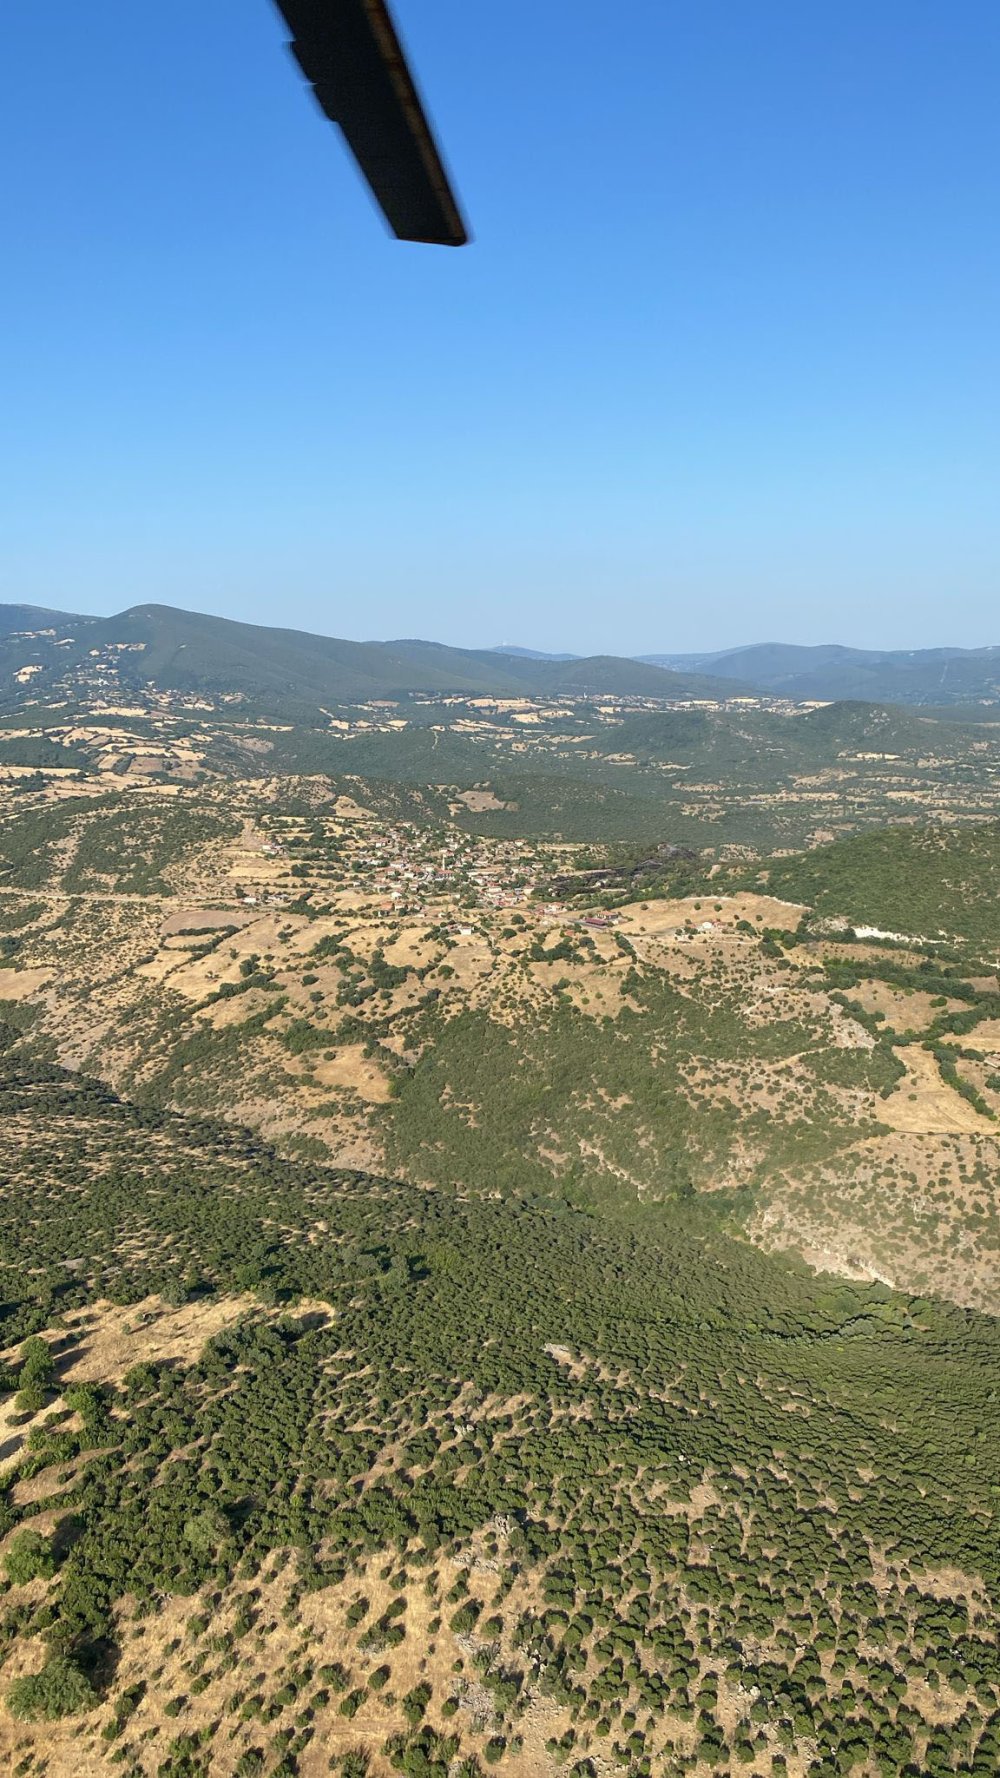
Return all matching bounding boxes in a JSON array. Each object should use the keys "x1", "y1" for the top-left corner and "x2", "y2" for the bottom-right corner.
[
  {"x1": 851, "y1": 980, "x2": 966, "y2": 1033},
  {"x1": 2, "y1": 1295, "x2": 262, "y2": 1397},
  {"x1": 878, "y1": 1045, "x2": 995, "y2": 1135},
  {"x1": 455, "y1": 788, "x2": 515, "y2": 812},
  {"x1": 159, "y1": 908, "x2": 255, "y2": 936},
  {"x1": 0, "y1": 967, "x2": 53, "y2": 1000},
  {"x1": 290, "y1": 1044, "x2": 394, "y2": 1104}
]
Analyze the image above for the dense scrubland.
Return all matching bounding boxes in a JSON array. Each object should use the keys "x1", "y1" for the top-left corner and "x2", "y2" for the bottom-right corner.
[{"x1": 2, "y1": 1037, "x2": 1000, "y2": 1778}]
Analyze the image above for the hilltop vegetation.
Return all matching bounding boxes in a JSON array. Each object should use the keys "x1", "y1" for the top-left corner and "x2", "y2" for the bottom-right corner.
[
  {"x1": 6, "y1": 606, "x2": 1000, "y2": 708},
  {"x1": 758, "y1": 823, "x2": 1000, "y2": 956}
]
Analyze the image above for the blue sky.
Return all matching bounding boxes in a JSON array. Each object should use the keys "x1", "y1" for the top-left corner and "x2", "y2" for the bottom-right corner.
[{"x1": 2, "y1": 2, "x2": 998, "y2": 653}]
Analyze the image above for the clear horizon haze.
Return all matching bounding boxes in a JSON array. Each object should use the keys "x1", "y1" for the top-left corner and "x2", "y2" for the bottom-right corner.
[{"x1": 2, "y1": 1, "x2": 999, "y2": 654}]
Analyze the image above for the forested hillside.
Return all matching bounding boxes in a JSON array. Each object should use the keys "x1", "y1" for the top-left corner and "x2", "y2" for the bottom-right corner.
[
  {"x1": 759, "y1": 823, "x2": 1000, "y2": 954},
  {"x1": 643, "y1": 643, "x2": 1000, "y2": 707}
]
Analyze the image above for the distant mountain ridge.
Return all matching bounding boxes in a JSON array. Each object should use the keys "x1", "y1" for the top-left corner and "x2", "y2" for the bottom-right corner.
[
  {"x1": 486, "y1": 637, "x2": 1000, "y2": 705},
  {"x1": 6, "y1": 604, "x2": 999, "y2": 710},
  {"x1": 636, "y1": 641, "x2": 1000, "y2": 704},
  {"x1": 0, "y1": 603, "x2": 742, "y2": 711},
  {"x1": 488, "y1": 644, "x2": 581, "y2": 662}
]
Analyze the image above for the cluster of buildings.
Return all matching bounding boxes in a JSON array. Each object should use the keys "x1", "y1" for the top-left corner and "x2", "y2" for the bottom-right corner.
[
  {"x1": 342, "y1": 824, "x2": 626, "y2": 939},
  {"x1": 348, "y1": 827, "x2": 537, "y2": 917},
  {"x1": 245, "y1": 813, "x2": 626, "y2": 939}
]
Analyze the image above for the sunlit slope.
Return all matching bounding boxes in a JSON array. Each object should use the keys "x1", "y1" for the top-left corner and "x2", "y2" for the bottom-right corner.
[{"x1": 2, "y1": 783, "x2": 1000, "y2": 1315}]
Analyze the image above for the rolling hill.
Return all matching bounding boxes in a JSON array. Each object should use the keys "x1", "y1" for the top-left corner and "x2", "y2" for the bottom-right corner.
[
  {"x1": 757, "y1": 818, "x2": 1000, "y2": 953},
  {"x1": 589, "y1": 697, "x2": 987, "y2": 775}
]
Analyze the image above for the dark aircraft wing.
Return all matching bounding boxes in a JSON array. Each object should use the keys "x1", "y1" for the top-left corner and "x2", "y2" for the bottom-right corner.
[{"x1": 272, "y1": 0, "x2": 469, "y2": 245}]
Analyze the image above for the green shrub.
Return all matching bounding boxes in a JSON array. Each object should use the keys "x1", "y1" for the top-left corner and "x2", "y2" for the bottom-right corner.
[
  {"x1": 4, "y1": 1529, "x2": 57, "y2": 1585},
  {"x1": 6, "y1": 1654, "x2": 97, "y2": 1720}
]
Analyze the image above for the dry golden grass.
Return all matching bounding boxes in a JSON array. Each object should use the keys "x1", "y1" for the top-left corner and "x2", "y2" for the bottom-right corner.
[
  {"x1": 615, "y1": 890, "x2": 804, "y2": 938},
  {"x1": 0, "y1": 967, "x2": 53, "y2": 1000},
  {"x1": 0, "y1": 1296, "x2": 267, "y2": 1478},
  {"x1": 879, "y1": 1045, "x2": 994, "y2": 1135},
  {"x1": 851, "y1": 980, "x2": 965, "y2": 1033},
  {"x1": 288, "y1": 1045, "x2": 394, "y2": 1104}
]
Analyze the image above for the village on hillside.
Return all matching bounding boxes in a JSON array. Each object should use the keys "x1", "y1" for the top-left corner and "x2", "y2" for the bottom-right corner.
[{"x1": 232, "y1": 802, "x2": 627, "y2": 937}]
